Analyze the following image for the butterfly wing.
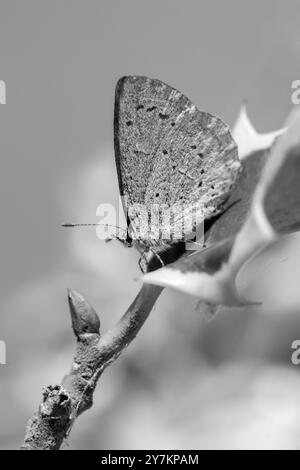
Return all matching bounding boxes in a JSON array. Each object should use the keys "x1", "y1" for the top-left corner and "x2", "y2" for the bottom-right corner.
[{"x1": 114, "y1": 76, "x2": 240, "y2": 243}]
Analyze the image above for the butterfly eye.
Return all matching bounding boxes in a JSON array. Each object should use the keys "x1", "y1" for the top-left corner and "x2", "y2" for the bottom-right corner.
[
  {"x1": 162, "y1": 149, "x2": 168, "y2": 155},
  {"x1": 126, "y1": 120, "x2": 133, "y2": 126},
  {"x1": 136, "y1": 104, "x2": 144, "y2": 111},
  {"x1": 190, "y1": 145, "x2": 197, "y2": 150}
]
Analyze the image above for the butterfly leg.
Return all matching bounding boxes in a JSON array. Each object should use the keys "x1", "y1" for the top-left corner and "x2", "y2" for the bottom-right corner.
[
  {"x1": 138, "y1": 247, "x2": 165, "y2": 273},
  {"x1": 105, "y1": 234, "x2": 132, "y2": 247},
  {"x1": 117, "y1": 236, "x2": 132, "y2": 247},
  {"x1": 138, "y1": 254, "x2": 148, "y2": 274},
  {"x1": 149, "y1": 247, "x2": 164, "y2": 267}
]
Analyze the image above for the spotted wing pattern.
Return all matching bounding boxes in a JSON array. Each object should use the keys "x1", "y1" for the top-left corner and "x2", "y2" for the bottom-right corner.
[{"x1": 114, "y1": 76, "x2": 240, "y2": 243}]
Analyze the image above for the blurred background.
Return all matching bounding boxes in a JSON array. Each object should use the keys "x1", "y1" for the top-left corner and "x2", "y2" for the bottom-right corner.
[{"x1": 1, "y1": 0, "x2": 300, "y2": 450}]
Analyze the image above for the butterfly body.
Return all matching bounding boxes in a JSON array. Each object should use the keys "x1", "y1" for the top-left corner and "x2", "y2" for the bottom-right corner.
[{"x1": 133, "y1": 239, "x2": 186, "y2": 273}]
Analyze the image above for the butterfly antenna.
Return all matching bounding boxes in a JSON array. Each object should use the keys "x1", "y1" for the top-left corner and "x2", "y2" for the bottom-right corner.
[{"x1": 61, "y1": 222, "x2": 127, "y2": 234}]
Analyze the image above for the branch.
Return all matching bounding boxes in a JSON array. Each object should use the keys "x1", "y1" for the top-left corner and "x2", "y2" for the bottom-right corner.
[{"x1": 21, "y1": 284, "x2": 163, "y2": 450}]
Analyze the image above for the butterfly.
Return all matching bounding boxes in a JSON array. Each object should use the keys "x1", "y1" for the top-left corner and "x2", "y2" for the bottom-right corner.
[
  {"x1": 114, "y1": 76, "x2": 241, "y2": 273},
  {"x1": 142, "y1": 107, "x2": 300, "y2": 312}
]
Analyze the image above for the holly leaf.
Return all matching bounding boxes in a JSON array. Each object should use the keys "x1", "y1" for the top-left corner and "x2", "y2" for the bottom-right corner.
[{"x1": 142, "y1": 107, "x2": 299, "y2": 311}]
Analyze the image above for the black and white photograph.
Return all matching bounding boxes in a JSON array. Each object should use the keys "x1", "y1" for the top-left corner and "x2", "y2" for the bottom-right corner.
[{"x1": 1, "y1": 0, "x2": 300, "y2": 452}]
